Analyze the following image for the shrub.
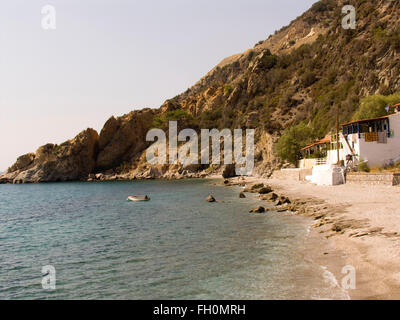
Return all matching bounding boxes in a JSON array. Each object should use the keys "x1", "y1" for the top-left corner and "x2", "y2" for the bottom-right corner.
[
  {"x1": 166, "y1": 109, "x2": 192, "y2": 121},
  {"x1": 223, "y1": 84, "x2": 234, "y2": 96},
  {"x1": 311, "y1": 0, "x2": 328, "y2": 13},
  {"x1": 373, "y1": 26, "x2": 387, "y2": 42},
  {"x1": 327, "y1": 69, "x2": 337, "y2": 84},
  {"x1": 152, "y1": 110, "x2": 194, "y2": 129},
  {"x1": 301, "y1": 71, "x2": 317, "y2": 87},
  {"x1": 152, "y1": 116, "x2": 165, "y2": 128},
  {"x1": 358, "y1": 161, "x2": 370, "y2": 173},
  {"x1": 352, "y1": 93, "x2": 400, "y2": 121},
  {"x1": 260, "y1": 54, "x2": 278, "y2": 70},
  {"x1": 389, "y1": 29, "x2": 400, "y2": 51},
  {"x1": 199, "y1": 107, "x2": 223, "y2": 128},
  {"x1": 275, "y1": 122, "x2": 314, "y2": 165}
]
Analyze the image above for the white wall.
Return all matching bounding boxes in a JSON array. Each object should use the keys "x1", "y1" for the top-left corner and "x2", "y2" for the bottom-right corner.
[
  {"x1": 352, "y1": 113, "x2": 400, "y2": 167},
  {"x1": 326, "y1": 148, "x2": 346, "y2": 165},
  {"x1": 310, "y1": 164, "x2": 345, "y2": 186},
  {"x1": 323, "y1": 114, "x2": 400, "y2": 168},
  {"x1": 299, "y1": 158, "x2": 317, "y2": 169}
]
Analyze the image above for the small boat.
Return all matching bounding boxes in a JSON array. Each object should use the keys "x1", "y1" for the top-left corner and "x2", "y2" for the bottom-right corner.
[{"x1": 127, "y1": 195, "x2": 150, "y2": 202}]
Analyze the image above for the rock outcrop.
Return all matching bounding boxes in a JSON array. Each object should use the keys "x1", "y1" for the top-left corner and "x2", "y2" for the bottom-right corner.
[
  {"x1": 1, "y1": 129, "x2": 98, "y2": 183},
  {"x1": 258, "y1": 186, "x2": 273, "y2": 194},
  {"x1": 96, "y1": 109, "x2": 155, "y2": 171},
  {"x1": 222, "y1": 164, "x2": 236, "y2": 179},
  {"x1": 206, "y1": 195, "x2": 216, "y2": 203},
  {"x1": 249, "y1": 206, "x2": 266, "y2": 213}
]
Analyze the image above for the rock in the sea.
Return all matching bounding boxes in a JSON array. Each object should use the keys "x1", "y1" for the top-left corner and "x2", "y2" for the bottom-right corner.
[
  {"x1": 88, "y1": 173, "x2": 95, "y2": 180},
  {"x1": 260, "y1": 192, "x2": 278, "y2": 201},
  {"x1": 249, "y1": 206, "x2": 266, "y2": 213},
  {"x1": 258, "y1": 186, "x2": 272, "y2": 194},
  {"x1": 251, "y1": 183, "x2": 264, "y2": 190},
  {"x1": 274, "y1": 196, "x2": 291, "y2": 206},
  {"x1": 279, "y1": 196, "x2": 291, "y2": 204},
  {"x1": 244, "y1": 183, "x2": 265, "y2": 193},
  {"x1": 222, "y1": 164, "x2": 236, "y2": 178},
  {"x1": 239, "y1": 192, "x2": 246, "y2": 198},
  {"x1": 206, "y1": 195, "x2": 216, "y2": 203}
]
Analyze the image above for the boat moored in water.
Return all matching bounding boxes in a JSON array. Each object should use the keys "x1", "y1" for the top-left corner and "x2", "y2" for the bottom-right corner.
[{"x1": 127, "y1": 195, "x2": 150, "y2": 202}]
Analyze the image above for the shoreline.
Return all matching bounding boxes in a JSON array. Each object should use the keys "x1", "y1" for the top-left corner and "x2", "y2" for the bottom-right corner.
[
  {"x1": 215, "y1": 177, "x2": 352, "y2": 300},
  {"x1": 243, "y1": 177, "x2": 400, "y2": 300},
  {"x1": 3, "y1": 175, "x2": 400, "y2": 299}
]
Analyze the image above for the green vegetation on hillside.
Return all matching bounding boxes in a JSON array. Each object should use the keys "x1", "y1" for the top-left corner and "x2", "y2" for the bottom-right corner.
[
  {"x1": 152, "y1": 110, "x2": 194, "y2": 129},
  {"x1": 352, "y1": 93, "x2": 400, "y2": 121},
  {"x1": 275, "y1": 123, "x2": 314, "y2": 165}
]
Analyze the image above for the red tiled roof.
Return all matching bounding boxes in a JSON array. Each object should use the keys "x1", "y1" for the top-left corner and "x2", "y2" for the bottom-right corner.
[{"x1": 301, "y1": 136, "x2": 331, "y2": 151}]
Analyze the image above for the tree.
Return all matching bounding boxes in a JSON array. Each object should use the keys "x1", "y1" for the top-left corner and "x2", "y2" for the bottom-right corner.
[
  {"x1": 275, "y1": 122, "x2": 313, "y2": 165},
  {"x1": 352, "y1": 93, "x2": 400, "y2": 121}
]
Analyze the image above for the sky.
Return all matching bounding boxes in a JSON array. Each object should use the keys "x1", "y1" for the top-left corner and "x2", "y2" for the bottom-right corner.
[{"x1": 0, "y1": 0, "x2": 316, "y2": 171}]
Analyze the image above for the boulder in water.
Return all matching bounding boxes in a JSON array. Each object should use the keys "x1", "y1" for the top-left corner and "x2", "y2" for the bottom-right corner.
[
  {"x1": 251, "y1": 183, "x2": 264, "y2": 190},
  {"x1": 260, "y1": 192, "x2": 278, "y2": 201},
  {"x1": 249, "y1": 206, "x2": 266, "y2": 213},
  {"x1": 258, "y1": 186, "x2": 273, "y2": 194},
  {"x1": 222, "y1": 164, "x2": 236, "y2": 178},
  {"x1": 206, "y1": 195, "x2": 216, "y2": 203}
]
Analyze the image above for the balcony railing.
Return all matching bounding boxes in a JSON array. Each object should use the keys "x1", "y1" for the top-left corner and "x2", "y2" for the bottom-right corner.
[{"x1": 316, "y1": 158, "x2": 327, "y2": 165}]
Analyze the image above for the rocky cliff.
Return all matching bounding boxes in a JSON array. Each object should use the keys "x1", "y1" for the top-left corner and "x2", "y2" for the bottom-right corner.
[
  {"x1": 1, "y1": 128, "x2": 98, "y2": 183},
  {"x1": 2, "y1": 0, "x2": 400, "y2": 183},
  {"x1": 1, "y1": 109, "x2": 156, "y2": 183}
]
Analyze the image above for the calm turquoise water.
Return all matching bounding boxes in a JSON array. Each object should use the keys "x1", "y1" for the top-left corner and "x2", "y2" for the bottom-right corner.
[{"x1": 0, "y1": 180, "x2": 346, "y2": 299}]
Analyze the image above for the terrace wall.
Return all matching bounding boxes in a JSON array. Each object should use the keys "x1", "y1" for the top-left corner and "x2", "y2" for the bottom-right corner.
[{"x1": 346, "y1": 172, "x2": 400, "y2": 186}]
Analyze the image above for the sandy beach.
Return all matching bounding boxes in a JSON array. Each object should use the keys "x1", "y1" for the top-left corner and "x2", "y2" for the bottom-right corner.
[{"x1": 257, "y1": 178, "x2": 400, "y2": 299}]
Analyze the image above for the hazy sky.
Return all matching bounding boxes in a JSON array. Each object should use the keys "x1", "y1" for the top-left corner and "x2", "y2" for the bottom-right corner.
[{"x1": 0, "y1": 0, "x2": 316, "y2": 171}]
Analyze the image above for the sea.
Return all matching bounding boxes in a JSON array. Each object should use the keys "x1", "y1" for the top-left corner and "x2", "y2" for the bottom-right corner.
[{"x1": 0, "y1": 179, "x2": 348, "y2": 299}]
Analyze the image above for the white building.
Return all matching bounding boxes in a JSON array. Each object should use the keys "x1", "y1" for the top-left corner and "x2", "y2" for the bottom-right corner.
[
  {"x1": 299, "y1": 135, "x2": 345, "y2": 186},
  {"x1": 298, "y1": 105, "x2": 400, "y2": 185},
  {"x1": 300, "y1": 109, "x2": 400, "y2": 170},
  {"x1": 338, "y1": 111, "x2": 400, "y2": 168}
]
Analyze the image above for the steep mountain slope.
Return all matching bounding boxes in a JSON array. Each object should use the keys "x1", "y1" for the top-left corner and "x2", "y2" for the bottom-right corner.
[{"x1": 2, "y1": 0, "x2": 400, "y2": 183}]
